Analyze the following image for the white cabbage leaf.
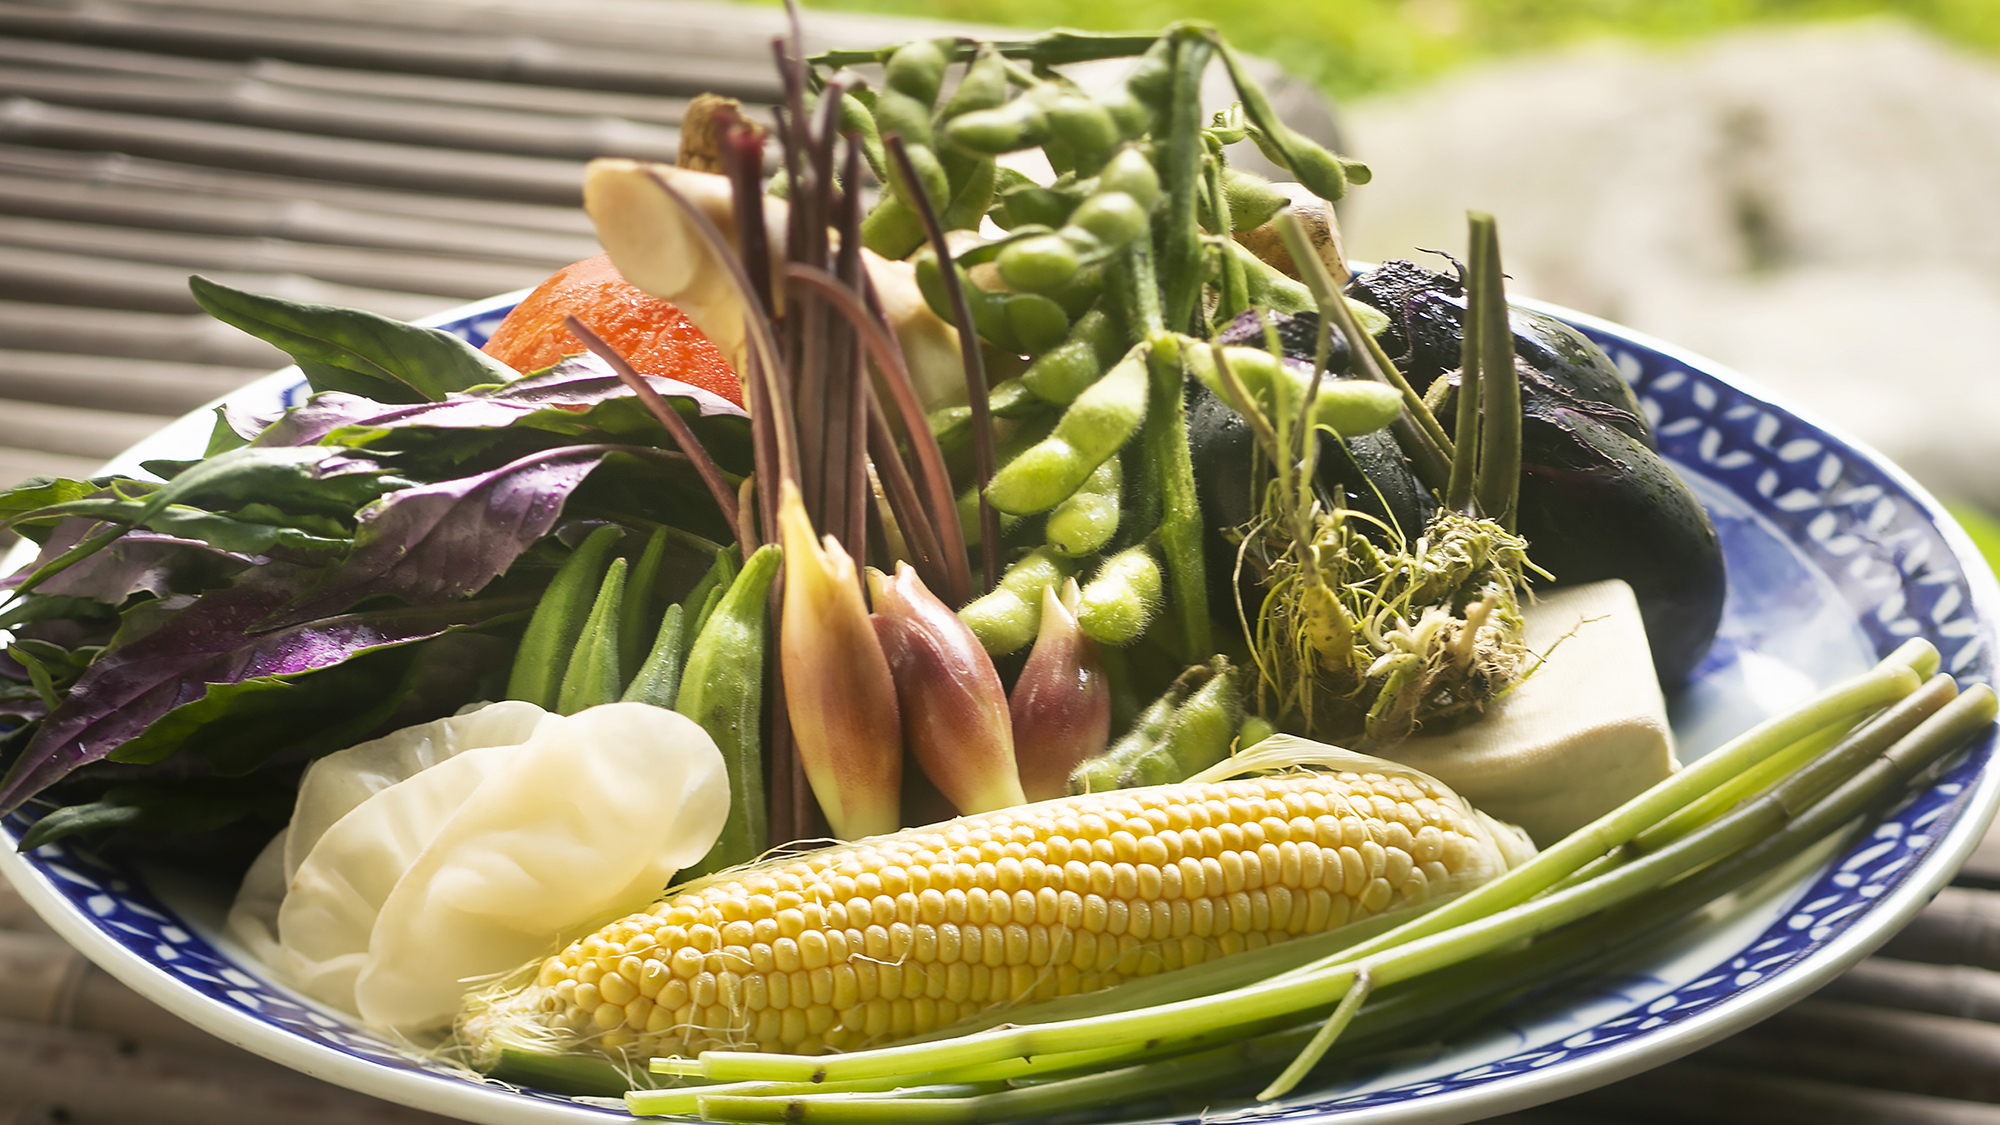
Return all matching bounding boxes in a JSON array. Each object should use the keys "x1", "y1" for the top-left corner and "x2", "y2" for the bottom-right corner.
[
  {"x1": 244, "y1": 701, "x2": 726, "y2": 1032},
  {"x1": 354, "y1": 703, "x2": 729, "y2": 1030},
  {"x1": 226, "y1": 701, "x2": 550, "y2": 964}
]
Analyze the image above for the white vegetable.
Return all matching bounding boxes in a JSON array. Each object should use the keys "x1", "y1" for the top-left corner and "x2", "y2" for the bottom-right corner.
[
  {"x1": 283, "y1": 700, "x2": 548, "y2": 886},
  {"x1": 226, "y1": 701, "x2": 548, "y2": 965},
  {"x1": 230, "y1": 702, "x2": 729, "y2": 1033},
  {"x1": 1386, "y1": 579, "x2": 1680, "y2": 846}
]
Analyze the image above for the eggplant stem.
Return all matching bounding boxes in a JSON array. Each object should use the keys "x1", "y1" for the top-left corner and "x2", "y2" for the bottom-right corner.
[{"x1": 1468, "y1": 213, "x2": 1520, "y2": 532}]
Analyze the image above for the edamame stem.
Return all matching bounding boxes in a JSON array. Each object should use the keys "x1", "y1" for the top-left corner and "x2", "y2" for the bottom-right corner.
[
  {"x1": 1156, "y1": 29, "x2": 1214, "y2": 336},
  {"x1": 1142, "y1": 333, "x2": 1211, "y2": 659}
]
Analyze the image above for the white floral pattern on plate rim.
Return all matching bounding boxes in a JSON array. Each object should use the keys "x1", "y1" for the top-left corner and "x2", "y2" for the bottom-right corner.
[{"x1": 0, "y1": 290, "x2": 1994, "y2": 1125}]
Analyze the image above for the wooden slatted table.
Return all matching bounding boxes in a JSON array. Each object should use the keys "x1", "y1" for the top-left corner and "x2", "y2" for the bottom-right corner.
[{"x1": 0, "y1": 2, "x2": 1995, "y2": 1124}]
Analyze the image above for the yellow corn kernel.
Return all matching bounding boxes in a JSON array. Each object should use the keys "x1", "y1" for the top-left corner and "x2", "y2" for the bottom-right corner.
[{"x1": 460, "y1": 770, "x2": 1525, "y2": 1066}]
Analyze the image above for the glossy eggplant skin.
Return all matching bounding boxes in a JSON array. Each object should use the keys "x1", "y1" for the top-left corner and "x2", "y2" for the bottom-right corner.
[
  {"x1": 1513, "y1": 407, "x2": 1726, "y2": 685},
  {"x1": 1348, "y1": 260, "x2": 1653, "y2": 446}
]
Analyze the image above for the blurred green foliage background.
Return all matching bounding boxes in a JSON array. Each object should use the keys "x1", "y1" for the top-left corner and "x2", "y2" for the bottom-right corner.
[{"x1": 799, "y1": 0, "x2": 1995, "y2": 99}]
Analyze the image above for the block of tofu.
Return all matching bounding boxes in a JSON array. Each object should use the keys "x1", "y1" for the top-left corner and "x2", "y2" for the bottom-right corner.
[{"x1": 1385, "y1": 579, "x2": 1678, "y2": 847}]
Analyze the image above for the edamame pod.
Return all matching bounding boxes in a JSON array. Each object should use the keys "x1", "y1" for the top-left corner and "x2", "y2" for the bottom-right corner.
[
  {"x1": 1067, "y1": 657, "x2": 1239, "y2": 792},
  {"x1": 1097, "y1": 146, "x2": 1162, "y2": 211},
  {"x1": 985, "y1": 341, "x2": 1150, "y2": 515},
  {"x1": 1200, "y1": 167, "x2": 1288, "y2": 234},
  {"x1": 675, "y1": 543, "x2": 782, "y2": 878},
  {"x1": 958, "y1": 547, "x2": 1075, "y2": 655},
  {"x1": 861, "y1": 195, "x2": 928, "y2": 260},
  {"x1": 1004, "y1": 292, "x2": 1071, "y2": 354},
  {"x1": 1187, "y1": 344, "x2": 1403, "y2": 436},
  {"x1": 1046, "y1": 456, "x2": 1121, "y2": 557},
  {"x1": 556, "y1": 557, "x2": 627, "y2": 714},
  {"x1": 1062, "y1": 191, "x2": 1149, "y2": 254},
  {"x1": 992, "y1": 177, "x2": 1078, "y2": 230},
  {"x1": 941, "y1": 96, "x2": 1050, "y2": 156},
  {"x1": 885, "y1": 39, "x2": 948, "y2": 103},
  {"x1": 940, "y1": 155, "x2": 998, "y2": 231},
  {"x1": 1021, "y1": 306, "x2": 1126, "y2": 404},
  {"x1": 1045, "y1": 94, "x2": 1121, "y2": 172},
  {"x1": 504, "y1": 524, "x2": 623, "y2": 709},
  {"x1": 942, "y1": 47, "x2": 1008, "y2": 119},
  {"x1": 1231, "y1": 242, "x2": 1314, "y2": 314},
  {"x1": 1075, "y1": 543, "x2": 1163, "y2": 645},
  {"x1": 996, "y1": 234, "x2": 1080, "y2": 294}
]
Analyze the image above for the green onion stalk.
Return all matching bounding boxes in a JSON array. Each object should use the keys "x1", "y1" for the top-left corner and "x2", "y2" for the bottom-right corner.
[{"x1": 622, "y1": 641, "x2": 1994, "y2": 1122}]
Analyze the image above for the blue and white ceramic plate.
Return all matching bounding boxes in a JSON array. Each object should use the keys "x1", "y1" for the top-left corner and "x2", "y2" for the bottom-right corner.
[{"x1": 2, "y1": 292, "x2": 1996, "y2": 1125}]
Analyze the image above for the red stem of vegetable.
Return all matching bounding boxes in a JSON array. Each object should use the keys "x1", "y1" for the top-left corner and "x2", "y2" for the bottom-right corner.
[
  {"x1": 563, "y1": 317, "x2": 741, "y2": 534},
  {"x1": 885, "y1": 134, "x2": 999, "y2": 594}
]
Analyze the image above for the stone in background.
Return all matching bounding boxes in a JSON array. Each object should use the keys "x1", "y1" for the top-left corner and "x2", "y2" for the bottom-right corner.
[{"x1": 1339, "y1": 18, "x2": 2000, "y2": 510}]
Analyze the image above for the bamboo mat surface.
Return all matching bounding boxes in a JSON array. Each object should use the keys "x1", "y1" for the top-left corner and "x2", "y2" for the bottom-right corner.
[{"x1": 0, "y1": 1, "x2": 1996, "y2": 1123}]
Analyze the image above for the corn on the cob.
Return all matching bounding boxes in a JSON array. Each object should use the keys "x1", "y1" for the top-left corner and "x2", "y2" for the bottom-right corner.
[{"x1": 460, "y1": 765, "x2": 1528, "y2": 1067}]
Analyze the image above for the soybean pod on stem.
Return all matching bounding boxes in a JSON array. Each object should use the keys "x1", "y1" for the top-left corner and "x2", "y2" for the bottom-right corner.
[{"x1": 1155, "y1": 28, "x2": 1214, "y2": 337}]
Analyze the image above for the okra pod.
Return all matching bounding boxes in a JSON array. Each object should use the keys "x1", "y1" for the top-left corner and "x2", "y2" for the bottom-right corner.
[
  {"x1": 556, "y1": 557, "x2": 627, "y2": 715},
  {"x1": 621, "y1": 603, "x2": 686, "y2": 709},
  {"x1": 675, "y1": 543, "x2": 782, "y2": 878},
  {"x1": 505, "y1": 524, "x2": 623, "y2": 710},
  {"x1": 682, "y1": 546, "x2": 739, "y2": 647},
  {"x1": 617, "y1": 526, "x2": 671, "y2": 679}
]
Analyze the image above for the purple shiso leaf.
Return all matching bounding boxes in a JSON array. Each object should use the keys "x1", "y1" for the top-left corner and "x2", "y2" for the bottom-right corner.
[
  {"x1": 2, "y1": 518, "x2": 263, "y2": 602},
  {"x1": 250, "y1": 392, "x2": 396, "y2": 448},
  {"x1": 0, "y1": 591, "x2": 520, "y2": 810},
  {"x1": 0, "y1": 444, "x2": 639, "y2": 811},
  {"x1": 253, "y1": 355, "x2": 748, "y2": 450},
  {"x1": 274, "y1": 443, "x2": 639, "y2": 622}
]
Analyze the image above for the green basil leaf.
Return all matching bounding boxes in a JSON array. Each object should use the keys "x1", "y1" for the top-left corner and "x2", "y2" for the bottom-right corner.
[{"x1": 189, "y1": 275, "x2": 516, "y2": 403}]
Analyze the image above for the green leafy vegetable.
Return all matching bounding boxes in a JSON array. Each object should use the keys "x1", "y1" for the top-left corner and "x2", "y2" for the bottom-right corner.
[{"x1": 188, "y1": 275, "x2": 516, "y2": 403}]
